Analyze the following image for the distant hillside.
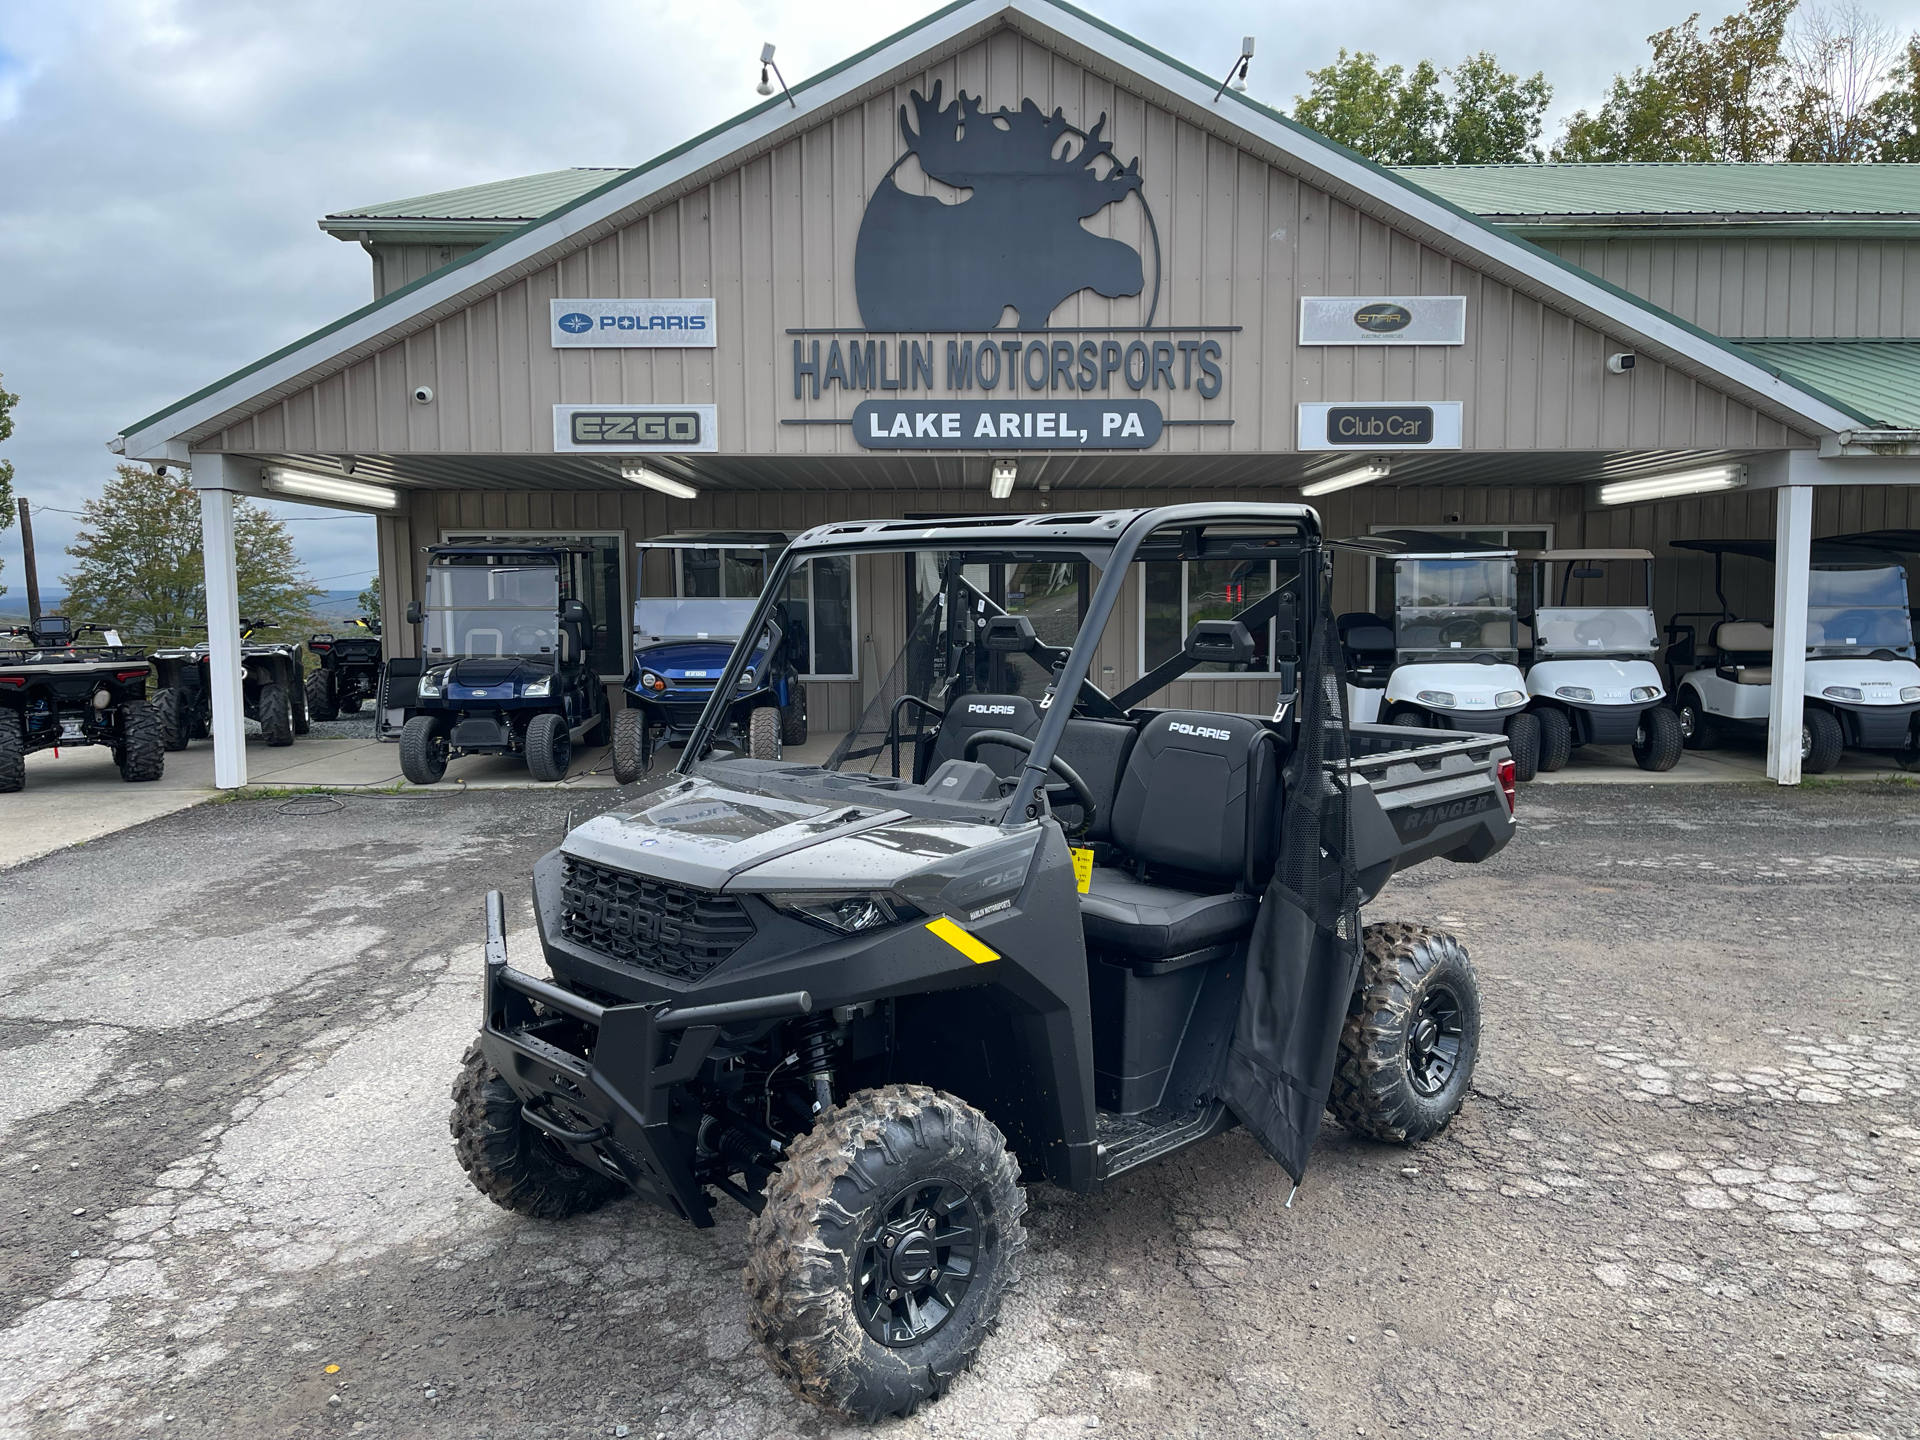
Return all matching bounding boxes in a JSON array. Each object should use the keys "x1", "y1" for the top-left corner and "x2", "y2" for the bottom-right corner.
[{"x1": 0, "y1": 589, "x2": 372, "y2": 623}]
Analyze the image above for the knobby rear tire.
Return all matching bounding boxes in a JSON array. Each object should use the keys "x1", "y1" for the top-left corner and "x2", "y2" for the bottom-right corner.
[
  {"x1": 611, "y1": 708, "x2": 649, "y2": 785},
  {"x1": 782, "y1": 683, "x2": 809, "y2": 746},
  {"x1": 0, "y1": 708, "x2": 24, "y2": 793},
  {"x1": 305, "y1": 669, "x2": 339, "y2": 722},
  {"x1": 1330, "y1": 922, "x2": 1482, "y2": 1145},
  {"x1": 152, "y1": 687, "x2": 189, "y2": 751},
  {"x1": 258, "y1": 682, "x2": 294, "y2": 747},
  {"x1": 117, "y1": 703, "x2": 166, "y2": 782},
  {"x1": 748, "y1": 706, "x2": 782, "y2": 761}
]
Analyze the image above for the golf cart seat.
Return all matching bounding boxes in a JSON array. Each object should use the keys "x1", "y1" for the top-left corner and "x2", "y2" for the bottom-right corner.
[
  {"x1": 1338, "y1": 612, "x2": 1394, "y2": 678},
  {"x1": 1079, "y1": 712, "x2": 1277, "y2": 961},
  {"x1": 1712, "y1": 620, "x2": 1774, "y2": 682}
]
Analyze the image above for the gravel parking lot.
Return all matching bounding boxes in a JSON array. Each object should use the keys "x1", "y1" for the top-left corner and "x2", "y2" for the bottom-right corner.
[{"x1": 1, "y1": 778, "x2": 1916, "y2": 1439}]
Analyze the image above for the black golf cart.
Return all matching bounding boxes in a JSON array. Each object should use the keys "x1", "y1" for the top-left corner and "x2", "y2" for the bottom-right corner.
[
  {"x1": 397, "y1": 545, "x2": 610, "y2": 784},
  {"x1": 0, "y1": 616, "x2": 164, "y2": 791},
  {"x1": 150, "y1": 621, "x2": 309, "y2": 750},
  {"x1": 449, "y1": 505, "x2": 1520, "y2": 1421},
  {"x1": 305, "y1": 617, "x2": 382, "y2": 722},
  {"x1": 615, "y1": 531, "x2": 808, "y2": 781}
]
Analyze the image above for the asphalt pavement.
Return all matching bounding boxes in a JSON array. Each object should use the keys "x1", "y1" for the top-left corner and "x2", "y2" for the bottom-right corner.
[{"x1": 0, "y1": 778, "x2": 1916, "y2": 1439}]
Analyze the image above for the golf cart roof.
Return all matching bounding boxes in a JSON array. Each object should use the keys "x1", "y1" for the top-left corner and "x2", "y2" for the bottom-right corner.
[
  {"x1": 1520, "y1": 548, "x2": 1654, "y2": 562},
  {"x1": 636, "y1": 531, "x2": 791, "y2": 550},
  {"x1": 1823, "y1": 528, "x2": 1920, "y2": 555},
  {"x1": 1671, "y1": 537, "x2": 1908, "y2": 566},
  {"x1": 784, "y1": 504, "x2": 1322, "y2": 558},
  {"x1": 1334, "y1": 529, "x2": 1517, "y2": 559}
]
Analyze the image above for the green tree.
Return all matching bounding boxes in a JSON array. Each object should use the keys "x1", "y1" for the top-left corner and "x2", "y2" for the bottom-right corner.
[
  {"x1": 61, "y1": 466, "x2": 321, "y2": 645},
  {"x1": 1554, "y1": 0, "x2": 1798, "y2": 160},
  {"x1": 1293, "y1": 49, "x2": 1549, "y2": 164},
  {"x1": 0, "y1": 376, "x2": 16, "y2": 596},
  {"x1": 1868, "y1": 33, "x2": 1920, "y2": 159},
  {"x1": 356, "y1": 573, "x2": 382, "y2": 624},
  {"x1": 1782, "y1": 1, "x2": 1900, "y2": 158}
]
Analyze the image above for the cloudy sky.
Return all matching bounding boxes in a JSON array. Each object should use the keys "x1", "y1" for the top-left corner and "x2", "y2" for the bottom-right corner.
[{"x1": 4, "y1": 0, "x2": 1917, "y2": 603}]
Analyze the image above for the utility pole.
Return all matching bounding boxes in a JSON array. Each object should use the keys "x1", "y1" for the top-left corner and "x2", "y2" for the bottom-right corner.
[{"x1": 16, "y1": 499, "x2": 40, "y2": 627}]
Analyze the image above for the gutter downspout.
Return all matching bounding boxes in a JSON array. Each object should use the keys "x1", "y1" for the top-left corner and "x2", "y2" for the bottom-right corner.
[{"x1": 358, "y1": 230, "x2": 385, "y2": 299}]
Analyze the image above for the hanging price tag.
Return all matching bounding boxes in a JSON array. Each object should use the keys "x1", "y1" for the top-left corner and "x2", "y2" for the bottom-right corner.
[{"x1": 1070, "y1": 847, "x2": 1094, "y2": 894}]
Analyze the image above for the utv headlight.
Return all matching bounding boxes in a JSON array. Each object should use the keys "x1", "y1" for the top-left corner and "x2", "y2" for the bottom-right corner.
[
  {"x1": 1631, "y1": 686, "x2": 1660, "y2": 702},
  {"x1": 416, "y1": 668, "x2": 446, "y2": 697},
  {"x1": 768, "y1": 892, "x2": 924, "y2": 935},
  {"x1": 640, "y1": 670, "x2": 666, "y2": 693},
  {"x1": 1555, "y1": 686, "x2": 1594, "y2": 702},
  {"x1": 1416, "y1": 690, "x2": 1456, "y2": 707},
  {"x1": 1823, "y1": 685, "x2": 1863, "y2": 702},
  {"x1": 522, "y1": 676, "x2": 553, "y2": 697},
  {"x1": 1495, "y1": 690, "x2": 1526, "y2": 707},
  {"x1": 1903, "y1": 686, "x2": 1920, "y2": 702}
]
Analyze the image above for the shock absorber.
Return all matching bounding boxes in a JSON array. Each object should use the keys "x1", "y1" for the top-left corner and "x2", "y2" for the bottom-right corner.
[{"x1": 791, "y1": 1013, "x2": 842, "y2": 1116}]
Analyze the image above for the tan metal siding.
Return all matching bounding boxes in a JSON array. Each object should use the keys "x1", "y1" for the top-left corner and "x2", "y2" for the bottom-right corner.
[
  {"x1": 1544, "y1": 237, "x2": 1920, "y2": 339},
  {"x1": 202, "y1": 34, "x2": 1805, "y2": 459}
]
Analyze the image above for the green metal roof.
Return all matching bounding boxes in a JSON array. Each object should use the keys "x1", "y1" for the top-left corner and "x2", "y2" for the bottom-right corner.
[
  {"x1": 1732, "y1": 339, "x2": 1920, "y2": 428},
  {"x1": 319, "y1": 169, "x2": 627, "y2": 237},
  {"x1": 1391, "y1": 163, "x2": 1920, "y2": 222}
]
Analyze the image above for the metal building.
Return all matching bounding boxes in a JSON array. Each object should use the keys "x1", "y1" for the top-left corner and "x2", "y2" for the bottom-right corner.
[{"x1": 114, "y1": 0, "x2": 1920, "y2": 787}]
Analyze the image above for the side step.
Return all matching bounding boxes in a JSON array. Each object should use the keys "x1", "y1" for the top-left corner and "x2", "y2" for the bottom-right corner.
[{"x1": 1094, "y1": 1102, "x2": 1236, "y2": 1180}]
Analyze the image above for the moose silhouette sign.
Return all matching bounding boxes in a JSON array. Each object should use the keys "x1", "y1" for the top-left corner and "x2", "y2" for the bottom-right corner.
[{"x1": 854, "y1": 84, "x2": 1158, "y2": 331}]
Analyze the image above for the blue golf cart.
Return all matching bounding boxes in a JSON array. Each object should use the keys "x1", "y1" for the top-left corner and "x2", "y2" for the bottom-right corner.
[{"x1": 613, "y1": 531, "x2": 808, "y2": 781}]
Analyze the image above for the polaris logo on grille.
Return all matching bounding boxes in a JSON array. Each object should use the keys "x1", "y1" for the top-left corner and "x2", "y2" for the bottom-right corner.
[
  {"x1": 968, "y1": 704, "x2": 1017, "y2": 714},
  {"x1": 1169, "y1": 722, "x2": 1231, "y2": 740}
]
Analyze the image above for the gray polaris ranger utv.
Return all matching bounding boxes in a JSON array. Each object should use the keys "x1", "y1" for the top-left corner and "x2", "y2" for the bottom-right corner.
[{"x1": 451, "y1": 504, "x2": 1517, "y2": 1421}]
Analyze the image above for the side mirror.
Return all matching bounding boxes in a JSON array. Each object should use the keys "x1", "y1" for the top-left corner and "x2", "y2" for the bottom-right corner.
[
  {"x1": 405, "y1": 600, "x2": 423, "y2": 626},
  {"x1": 982, "y1": 615, "x2": 1036, "y2": 652},
  {"x1": 563, "y1": 599, "x2": 589, "y2": 625},
  {"x1": 1184, "y1": 619, "x2": 1255, "y2": 665}
]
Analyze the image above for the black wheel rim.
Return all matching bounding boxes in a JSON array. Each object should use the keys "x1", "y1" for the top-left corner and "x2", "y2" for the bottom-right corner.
[
  {"x1": 1407, "y1": 985, "x2": 1465, "y2": 1098},
  {"x1": 854, "y1": 1180, "x2": 979, "y2": 1347}
]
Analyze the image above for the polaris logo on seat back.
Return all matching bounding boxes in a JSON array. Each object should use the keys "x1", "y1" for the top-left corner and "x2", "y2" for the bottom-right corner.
[
  {"x1": 1169, "y1": 722, "x2": 1231, "y2": 740},
  {"x1": 968, "y1": 703, "x2": 1017, "y2": 715}
]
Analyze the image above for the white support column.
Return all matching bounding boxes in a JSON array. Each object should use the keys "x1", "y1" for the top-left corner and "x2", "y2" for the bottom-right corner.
[
  {"x1": 193, "y1": 455, "x2": 249, "y2": 789},
  {"x1": 1766, "y1": 485, "x2": 1813, "y2": 785}
]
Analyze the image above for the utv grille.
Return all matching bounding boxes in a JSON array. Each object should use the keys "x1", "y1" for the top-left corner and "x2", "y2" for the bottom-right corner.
[{"x1": 557, "y1": 856, "x2": 755, "y2": 982}]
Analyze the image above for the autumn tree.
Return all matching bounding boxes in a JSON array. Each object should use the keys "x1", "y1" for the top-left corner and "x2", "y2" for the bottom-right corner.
[
  {"x1": 62, "y1": 466, "x2": 320, "y2": 645},
  {"x1": 1293, "y1": 50, "x2": 1550, "y2": 163}
]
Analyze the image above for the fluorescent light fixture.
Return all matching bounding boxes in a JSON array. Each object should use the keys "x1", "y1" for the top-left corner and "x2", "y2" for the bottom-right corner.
[
  {"x1": 261, "y1": 467, "x2": 399, "y2": 510},
  {"x1": 620, "y1": 464, "x2": 698, "y2": 500},
  {"x1": 1597, "y1": 465, "x2": 1745, "y2": 506},
  {"x1": 989, "y1": 459, "x2": 1017, "y2": 500},
  {"x1": 1300, "y1": 461, "x2": 1391, "y2": 497}
]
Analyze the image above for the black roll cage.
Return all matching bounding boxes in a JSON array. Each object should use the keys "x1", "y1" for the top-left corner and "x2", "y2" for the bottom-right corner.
[{"x1": 675, "y1": 503, "x2": 1325, "y2": 828}]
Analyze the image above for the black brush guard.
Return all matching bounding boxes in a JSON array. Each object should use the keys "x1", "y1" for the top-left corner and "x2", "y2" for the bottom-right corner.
[{"x1": 477, "y1": 891, "x2": 810, "y2": 1228}]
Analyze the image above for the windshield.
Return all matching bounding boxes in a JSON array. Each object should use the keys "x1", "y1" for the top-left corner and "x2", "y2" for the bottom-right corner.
[
  {"x1": 1534, "y1": 607, "x2": 1658, "y2": 654},
  {"x1": 1807, "y1": 564, "x2": 1915, "y2": 656},
  {"x1": 423, "y1": 556, "x2": 560, "y2": 659},
  {"x1": 635, "y1": 545, "x2": 781, "y2": 643},
  {"x1": 1394, "y1": 559, "x2": 1517, "y2": 661}
]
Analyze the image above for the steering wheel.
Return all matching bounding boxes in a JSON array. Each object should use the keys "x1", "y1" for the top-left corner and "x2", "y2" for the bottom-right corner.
[
  {"x1": 1819, "y1": 609, "x2": 1882, "y2": 646},
  {"x1": 509, "y1": 625, "x2": 551, "y2": 654},
  {"x1": 1573, "y1": 616, "x2": 1618, "y2": 645},
  {"x1": 1438, "y1": 616, "x2": 1485, "y2": 647},
  {"x1": 961, "y1": 730, "x2": 1097, "y2": 839}
]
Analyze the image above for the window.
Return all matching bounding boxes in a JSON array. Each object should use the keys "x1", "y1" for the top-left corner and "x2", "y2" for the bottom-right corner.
[
  {"x1": 1138, "y1": 558, "x2": 1299, "y2": 674},
  {"x1": 1366, "y1": 525, "x2": 1551, "y2": 617},
  {"x1": 442, "y1": 531, "x2": 624, "y2": 677},
  {"x1": 782, "y1": 556, "x2": 858, "y2": 680}
]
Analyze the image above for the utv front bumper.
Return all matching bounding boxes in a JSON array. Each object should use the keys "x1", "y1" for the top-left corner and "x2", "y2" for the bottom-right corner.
[{"x1": 477, "y1": 892, "x2": 810, "y2": 1228}]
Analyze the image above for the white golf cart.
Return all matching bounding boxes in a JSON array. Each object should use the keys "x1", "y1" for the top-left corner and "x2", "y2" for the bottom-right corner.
[
  {"x1": 1337, "y1": 531, "x2": 1540, "y2": 779},
  {"x1": 1520, "y1": 548, "x2": 1681, "y2": 772},
  {"x1": 1666, "y1": 533, "x2": 1920, "y2": 773}
]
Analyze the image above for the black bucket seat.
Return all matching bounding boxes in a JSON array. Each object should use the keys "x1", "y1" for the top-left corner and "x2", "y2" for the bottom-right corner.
[{"x1": 1078, "y1": 711, "x2": 1278, "y2": 960}]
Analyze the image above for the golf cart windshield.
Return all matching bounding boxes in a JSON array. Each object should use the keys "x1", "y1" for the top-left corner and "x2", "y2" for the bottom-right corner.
[
  {"x1": 1534, "y1": 607, "x2": 1658, "y2": 654},
  {"x1": 1807, "y1": 564, "x2": 1915, "y2": 656},
  {"x1": 635, "y1": 541, "x2": 784, "y2": 643},
  {"x1": 423, "y1": 555, "x2": 560, "y2": 660},
  {"x1": 1393, "y1": 559, "x2": 1518, "y2": 661}
]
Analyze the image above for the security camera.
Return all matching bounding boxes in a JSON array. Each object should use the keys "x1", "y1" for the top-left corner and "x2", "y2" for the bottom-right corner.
[
  {"x1": 412, "y1": 385, "x2": 434, "y2": 404},
  {"x1": 1607, "y1": 353, "x2": 1636, "y2": 374}
]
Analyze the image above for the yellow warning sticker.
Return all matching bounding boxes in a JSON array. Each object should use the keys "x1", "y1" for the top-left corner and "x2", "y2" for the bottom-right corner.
[
  {"x1": 926, "y1": 916, "x2": 1001, "y2": 965},
  {"x1": 1070, "y1": 847, "x2": 1094, "y2": 894}
]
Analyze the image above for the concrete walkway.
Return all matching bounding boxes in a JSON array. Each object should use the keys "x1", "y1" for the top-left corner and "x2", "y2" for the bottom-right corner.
[
  {"x1": 3, "y1": 735, "x2": 614, "y2": 870},
  {"x1": 1529, "y1": 735, "x2": 1913, "y2": 784}
]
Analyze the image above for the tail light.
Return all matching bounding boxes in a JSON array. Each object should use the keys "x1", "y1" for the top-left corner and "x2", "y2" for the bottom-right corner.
[
  {"x1": 1497, "y1": 758, "x2": 1517, "y2": 813},
  {"x1": 0, "y1": 676, "x2": 22, "y2": 687},
  {"x1": 115, "y1": 670, "x2": 151, "y2": 681}
]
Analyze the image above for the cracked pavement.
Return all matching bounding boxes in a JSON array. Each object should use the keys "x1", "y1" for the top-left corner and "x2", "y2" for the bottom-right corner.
[{"x1": 0, "y1": 779, "x2": 1917, "y2": 1439}]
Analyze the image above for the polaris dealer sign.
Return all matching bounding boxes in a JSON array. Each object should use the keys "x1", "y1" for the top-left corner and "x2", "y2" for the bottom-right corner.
[{"x1": 550, "y1": 299, "x2": 716, "y2": 348}]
